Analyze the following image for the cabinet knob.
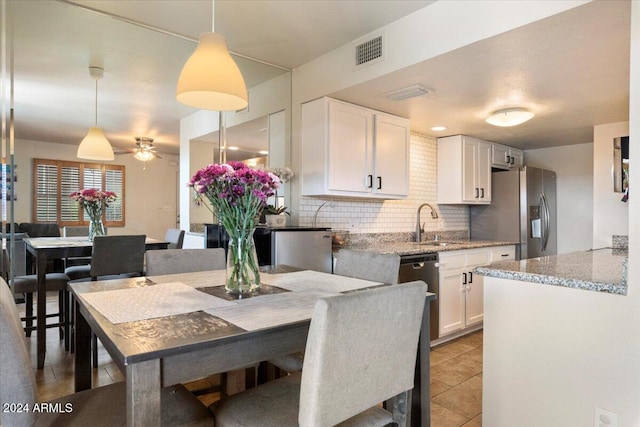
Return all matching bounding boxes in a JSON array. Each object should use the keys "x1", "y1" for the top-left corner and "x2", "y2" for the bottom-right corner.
[
  {"x1": 480, "y1": 188, "x2": 485, "y2": 198},
  {"x1": 475, "y1": 188, "x2": 479, "y2": 198},
  {"x1": 377, "y1": 176, "x2": 382, "y2": 190},
  {"x1": 506, "y1": 154, "x2": 511, "y2": 163},
  {"x1": 367, "y1": 175, "x2": 373, "y2": 188}
]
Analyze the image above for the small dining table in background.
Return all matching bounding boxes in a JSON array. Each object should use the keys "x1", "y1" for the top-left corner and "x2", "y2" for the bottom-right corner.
[
  {"x1": 23, "y1": 236, "x2": 168, "y2": 369},
  {"x1": 70, "y1": 268, "x2": 435, "y2": 427}
]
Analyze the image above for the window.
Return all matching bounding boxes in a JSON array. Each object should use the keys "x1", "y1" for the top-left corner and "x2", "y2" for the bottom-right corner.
[{"x1": 32, "y1": 158, "x2": 125, "y2": 227}]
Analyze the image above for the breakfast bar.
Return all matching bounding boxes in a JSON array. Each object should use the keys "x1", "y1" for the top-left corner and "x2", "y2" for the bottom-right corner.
[{"x1": 476, "y1": 248, "x2": 629, "y2": 426}]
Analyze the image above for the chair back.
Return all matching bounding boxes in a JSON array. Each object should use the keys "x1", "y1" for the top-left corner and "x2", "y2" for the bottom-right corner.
[
  {"x1": 165, "y1": 228, "x2": 185, "y2": 250},
  {"x1": 299, "y1": 280, "x2": 427, "y2": 427},
  {"x1": 0, "y1": 279, "x2": 37, "y2": 427},
  {"x1": 146, "y1": 248, "x2": 225, "y2": 276},
  {"x1": 334, "y1": 249, "x2": 401, "y2": 284},
  {"x1": 90, "y1": 235, "x2": 146, "y2": 278},
  {"x1": 63, "y1": 225, "x2": 89, "y2": 237}
]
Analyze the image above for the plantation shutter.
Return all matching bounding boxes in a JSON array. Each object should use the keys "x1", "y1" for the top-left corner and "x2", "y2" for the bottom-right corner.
[
  {"x1": 32, "y1": 159, "x2": 125, "y2": 227},
  {"x1": 35, "y1": 162, "x2": 58, "y2": 222},
  {"x1": 105, "y1": 168, "x2": 124, "y2": 223},
  {"x1": 60, "y1": 164, "x2": 81, "y2": 222}
]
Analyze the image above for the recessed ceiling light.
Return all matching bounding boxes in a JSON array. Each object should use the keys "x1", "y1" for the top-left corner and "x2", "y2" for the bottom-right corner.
[
  {"x1": 228, "y1": 146, "x2": 239, "y2": 151},
  {"x1": 486, "y1": 108, "x2": 534, "y2": 127},
  {"x1": 258, "y1": 150, "x2": 269, "y2": 155},
  {"x1": 431, "y1": 126, "x2": 446, "y2": 131}
]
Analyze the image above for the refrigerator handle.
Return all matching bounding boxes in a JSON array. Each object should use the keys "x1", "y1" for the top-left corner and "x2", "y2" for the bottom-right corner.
[{"x1": 540, "y1": 193, "x2": 551, "y2": 251}]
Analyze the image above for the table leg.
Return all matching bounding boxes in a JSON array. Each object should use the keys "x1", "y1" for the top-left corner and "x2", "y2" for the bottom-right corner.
[
  {"x1": 126, "y1": 359, "x2": 161, "y2": 427},
  {"x1": 36, "y1": 252, "x2": 48, "y2": 369},
  {"x1": 74, "y1": 300, "x2": 92, "y2": 392}
]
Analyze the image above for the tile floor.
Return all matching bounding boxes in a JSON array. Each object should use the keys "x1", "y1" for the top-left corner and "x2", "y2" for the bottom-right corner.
[{"x1": 21, "y1": 292, "x2": 484, "y2": 426}]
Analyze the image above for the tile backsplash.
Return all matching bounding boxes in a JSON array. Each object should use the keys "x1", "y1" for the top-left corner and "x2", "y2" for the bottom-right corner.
[{"x1": 298, "y1": 133, "x2": 469, "y2": 236}]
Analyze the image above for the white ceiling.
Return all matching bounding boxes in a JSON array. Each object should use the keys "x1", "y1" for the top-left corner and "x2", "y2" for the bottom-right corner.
[{"x1": 8, "y1": 0, "x2": 631, "y2": 156}]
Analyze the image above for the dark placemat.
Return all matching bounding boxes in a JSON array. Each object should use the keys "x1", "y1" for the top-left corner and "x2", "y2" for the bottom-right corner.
[{"x1": 197, "y1": 283, "x2": 290, "y2": 301}]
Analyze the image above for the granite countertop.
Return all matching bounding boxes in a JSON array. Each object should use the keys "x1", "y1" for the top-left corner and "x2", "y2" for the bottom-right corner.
[
  {"x1": 338, "y1": 239, "x2": 517, "y2": 257},
  {"x1": 474, "y1": 248, "x2": 628, "y2": 295}
]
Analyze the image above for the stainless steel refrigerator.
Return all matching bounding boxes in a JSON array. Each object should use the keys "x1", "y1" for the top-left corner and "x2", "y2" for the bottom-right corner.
[{"x1": 470, "y1": 166, "x2": 557, "y2": 260}]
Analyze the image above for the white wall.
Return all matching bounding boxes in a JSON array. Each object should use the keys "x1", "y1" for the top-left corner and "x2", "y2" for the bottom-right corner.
[
  {"x1": 14, "y1": 138, "x2": 179, "y2": 240},
  {"x1": 593, "y1": 121, "x2": 630, "y2": 248},
  {"x1": 524, "y1": 143, "x2": 594, "y2": 253},
  {"x1": 297, "y1": 133, "x2": 469, "y2": 234}
]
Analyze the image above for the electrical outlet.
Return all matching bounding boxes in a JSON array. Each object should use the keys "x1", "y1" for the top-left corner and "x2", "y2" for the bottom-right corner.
[{"x1": 595, "y1": 407, "x2": 618, "y2": 427}]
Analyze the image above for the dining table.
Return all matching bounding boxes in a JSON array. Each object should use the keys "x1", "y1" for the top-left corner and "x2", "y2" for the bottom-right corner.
[
  {"x1": 23, "y1": 236, "x2": 169, "y2": 369},
  {"x1": 69, "y1": 267, "x2": 436, "y2": 427}
]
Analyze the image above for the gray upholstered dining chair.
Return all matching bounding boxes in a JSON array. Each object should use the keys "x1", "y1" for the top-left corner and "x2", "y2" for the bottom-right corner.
[
  {"x1": 1, "y1": 249, "x2": 70, "y2": 341},
  {"x1": 68, "y1": 235, "x2": 147, "y2": 362},
  {"x1": 165, "y1": 228, "x2": 186, "y2": 249},
  {"x1": 269, "y1": 249, "x2": 402, "y2": 373},
  {"x1": 0, "y1": 278, "x2": 214, "y2": 427},
  {"x1": 146, "y1": 248, "x2": 225, "y2": 276},
  {"x1": 62, "y1": 225, "x2": 94, "y2": 280},
  {"x1": 334, "y1": 249, "x2": 401, "y2": 285},
  {"x1": 210, "y1": 280, "x2": 428, "y2": 427}
]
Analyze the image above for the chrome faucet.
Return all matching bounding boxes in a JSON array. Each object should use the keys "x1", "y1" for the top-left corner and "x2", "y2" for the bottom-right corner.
[
  {"x1": 415, "y1": 203, "x2": 439, "y2": 242},
  {"x1": 313, "y1": 201, "x2": 330, "y2": 228}
]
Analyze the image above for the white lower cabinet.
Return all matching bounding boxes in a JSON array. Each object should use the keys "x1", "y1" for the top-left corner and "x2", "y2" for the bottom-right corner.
[{"x1": 438, "y1": 246, "x2": 515, "y2": 337}]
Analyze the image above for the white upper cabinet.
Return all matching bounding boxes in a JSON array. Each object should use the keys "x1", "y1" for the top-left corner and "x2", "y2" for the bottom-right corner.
[
  {"x1": 301, "y1": 97, "x2": 409, "y2": 199},
  {"x1": 438, "y1": 135, "x2": 491, "y2": 204},
  {"x1": 492, "y1": 143, "x2": 523, "y2": 170}
]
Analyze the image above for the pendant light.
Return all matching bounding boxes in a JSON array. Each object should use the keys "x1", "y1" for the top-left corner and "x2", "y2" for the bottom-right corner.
[
  {"x1": 77, "y1": 66, "x2": 114, "y2": 161},
  {"x1": 176, "y1": 1, "x2": 248, "y2": 111}
]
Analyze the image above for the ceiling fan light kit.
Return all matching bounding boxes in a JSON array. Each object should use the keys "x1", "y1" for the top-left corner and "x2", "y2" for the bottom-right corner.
[
  {"x1": 77, "y1": 66, "x2": 115, "y2": 161},
  {"x1": 485, "y1": 107, "x2": 535, "y2": 127},
  {"x1": 176, "y1": 32, "x2": 248, "y2": 111}
]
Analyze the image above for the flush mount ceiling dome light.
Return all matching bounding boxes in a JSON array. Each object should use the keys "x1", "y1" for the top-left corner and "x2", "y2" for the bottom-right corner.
[
  {"x1": 77, "y1": 66, "x2": 114, "y2": 161},
  {"x1": 176, "y1": 0, "x2": 248, "y2": 112},
  {"x1": 485, "y1": 108, "x2": 534, "y2": 127}
]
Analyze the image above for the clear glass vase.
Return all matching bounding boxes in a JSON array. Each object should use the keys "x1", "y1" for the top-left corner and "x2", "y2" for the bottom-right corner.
[
  {"x1": 225, "y1": 228, "x2": 261, "y2": 295},
  {"x1": 88, "y1": 214, "x2": 106, "y2": 242}
]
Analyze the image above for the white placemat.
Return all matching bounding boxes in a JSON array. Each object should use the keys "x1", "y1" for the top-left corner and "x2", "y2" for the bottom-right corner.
[
  {"x1": 205, "y1": 289, "x2": 339, "y2": 331},
  {"x1": 263, "y1": 270, "x2": 381, "y2": 293},
  {"x1": 81, "y1": 282, "x2": 236, "y2": 324}
]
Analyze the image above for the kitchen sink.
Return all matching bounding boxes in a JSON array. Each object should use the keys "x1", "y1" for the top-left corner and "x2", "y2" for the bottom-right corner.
[{"x1": 413, "y1": 241, "x2": 452, "y2": 247}]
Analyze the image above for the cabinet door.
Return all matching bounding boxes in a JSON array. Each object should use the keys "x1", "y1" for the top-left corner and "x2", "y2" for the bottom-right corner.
[
  {"x1": 374, "y1": 113, "x2": 409, "y2": 197},
  {"x1": 327, "y1": 101, "x2": 373, "y2": 193},
  {"x1": 509, "y1": 148, "x2": 524, "y2": 169},
  {"x1": 492, "y1": 143, "x2": 510, "y2": 169},
  {"x1": 439, "y1": 268, "x2": 466, "y2": 336},
  {"x1": 465, "y1": 270, "x2": 484, "y2": 326},
  {"x1": 476, "y1": 140, "x2": 492, "y2": 202},
  {"x1": 462, "y1": 138, "x2": 478, "y2": 203}
]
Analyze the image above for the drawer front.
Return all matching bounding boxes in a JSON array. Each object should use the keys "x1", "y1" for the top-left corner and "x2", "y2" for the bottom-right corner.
[
  {"x1": 490, "y1": 246, "x2": 516, "y2": 261},
  {"x1": 466, "y1": 250, "x2": 490, "y2": 266},
  {"x1": 438, "y1": 253, "x2": 466, "y2": 270}
]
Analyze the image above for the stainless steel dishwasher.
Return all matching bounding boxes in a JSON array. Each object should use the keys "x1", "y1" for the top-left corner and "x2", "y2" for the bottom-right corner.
[
  {"x1": 398, "y1": 253, "x2": 439, "y2": 427},
  {"x1": 398, "y1": 253, "x2": 439, "y2": 341}
]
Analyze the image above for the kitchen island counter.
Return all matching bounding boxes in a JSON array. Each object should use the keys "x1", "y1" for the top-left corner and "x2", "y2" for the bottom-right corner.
[{"x1": 474, "y1": 248, "x2": 628, "y2": 295}]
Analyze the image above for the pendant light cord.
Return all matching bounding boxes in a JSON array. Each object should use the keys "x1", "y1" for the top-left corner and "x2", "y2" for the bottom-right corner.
[
  {"x1": 211, "y1": 0, "x2": 215, "y2": 32},
  {"x1": 94, "y1": 79, "x2": 98, "y2": 126}
]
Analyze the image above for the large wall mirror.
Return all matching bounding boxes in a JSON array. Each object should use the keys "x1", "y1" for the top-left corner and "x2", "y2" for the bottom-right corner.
[{"x1": 3, "y1": 0, "x2": 291, "y2": 271}]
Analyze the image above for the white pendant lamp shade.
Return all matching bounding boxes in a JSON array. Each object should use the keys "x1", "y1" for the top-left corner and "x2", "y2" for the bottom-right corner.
[
  {"x1": 78, "y1": 66, "x2": 114, "y2": 161},
  {"x1": 78, "y1": 127, "x2": 115, "y2": 161},
  {"x1": 485, "y1": 108, "x2": 535, "y2": 127},
  {"x1": 176, "y1": 32, "x2": 248, "y2": 111}
]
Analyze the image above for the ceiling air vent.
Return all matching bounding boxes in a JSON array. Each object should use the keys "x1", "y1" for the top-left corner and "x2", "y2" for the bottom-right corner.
[{"x1": 355, "y1": 34, "x2": 384, "y2": 69}]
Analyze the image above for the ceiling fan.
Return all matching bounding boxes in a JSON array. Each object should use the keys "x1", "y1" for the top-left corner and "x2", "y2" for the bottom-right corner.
[{"x1": 116, "y1": 137, "x2": 163, "y2": 162}]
